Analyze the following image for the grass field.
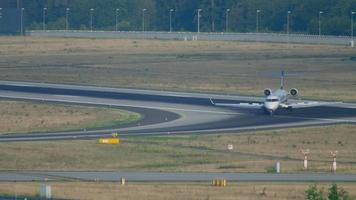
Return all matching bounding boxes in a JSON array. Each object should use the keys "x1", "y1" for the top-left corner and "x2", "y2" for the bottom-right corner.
[
  {"x1": 1, "y1": 36, "x2": 356, "y2": 199},
  {"x1": 0, "y1": 100, "x2": 141, "y2": 134},
  {"x1": 0, "y1": 37, "x2": 355, "y2": 101},
  {"x1": 1, "y1": 124, "x2": 356, "y2": 173},
  {"x1": 0, "y1": 182, "x2": 355, "y2": 200}
]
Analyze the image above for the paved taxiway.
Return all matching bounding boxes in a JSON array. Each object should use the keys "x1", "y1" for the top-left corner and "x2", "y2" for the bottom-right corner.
[
  {"x1": 1, "y1": 171, "x2": 356, "y2": 182},
  {"x1": 0, "y1": 81, "x2": 356, "y2": 141},
  {"x1": 1, "y1": 81, "x2": 356, "y2": 183}
]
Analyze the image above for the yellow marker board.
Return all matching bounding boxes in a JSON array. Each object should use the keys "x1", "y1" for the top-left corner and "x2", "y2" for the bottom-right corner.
[
  {"x1": 99, "y1": 138, "x2": 120, "y2": 144},
  {"x1": 212, "y1": 179, "x2": 227, "y2": 187}
]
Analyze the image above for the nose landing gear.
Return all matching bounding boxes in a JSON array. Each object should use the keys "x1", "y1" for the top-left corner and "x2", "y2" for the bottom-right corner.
[
  {"x1": 263, "y1": 108, "x2": 274, "y2": 116},
  {"x1": 269, "y1": 110, "x2": 274, "y2": 116}
]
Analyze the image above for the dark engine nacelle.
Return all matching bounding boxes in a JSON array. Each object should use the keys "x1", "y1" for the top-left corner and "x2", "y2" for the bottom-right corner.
[
  {"x1": 264, "y1": 88, "x2": 272, "y2": 96},
  {"x1": 290, "y1": 88, "x2": 299, "y2": 96}
]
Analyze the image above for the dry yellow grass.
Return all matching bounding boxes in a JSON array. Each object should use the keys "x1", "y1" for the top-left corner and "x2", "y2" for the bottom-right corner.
[
  {"x1": 0, "y1": 36, "x2": 355, "y2": 101},
  {"x1": 0, "y1": 182, "x2": 355, "y2": 200},
  {"x1": 128, "y1": 124, "x2": 356, "y2": 173},
  {"x1": 0, "y1": 100, "x2": 141, "y2": 134},
  {"x1": 1, "y1": 124, "x2": 356, "y2": 173}
]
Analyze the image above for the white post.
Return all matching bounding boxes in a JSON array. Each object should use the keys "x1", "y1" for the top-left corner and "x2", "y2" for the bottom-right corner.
[
  {"x1": 332, "y1": 158, "x2": 337, "y2": 172},
  {"x1": 330, "y1": 151, "x2": 338, "y2": 173},
  {"x1": 276, "y1": 161, "x2": 280, "y2": 173},
  {"x1": 121, "y1": 177, "x2": 126, "y2": 185},
  {"x1": 304, "y1": 158, "x2": 308, "y2": 169},
  {"x1": 301, "y1": 149, "x2": 310, "y2": 170},
  {"x1": 227, "y1": 144, "x2": 233, "y2": 151}
]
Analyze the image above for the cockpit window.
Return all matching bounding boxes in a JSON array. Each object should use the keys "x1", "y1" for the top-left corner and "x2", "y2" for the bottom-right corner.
[{"x1": 266, "y1": 99, "x2": 279, "y2": 102}]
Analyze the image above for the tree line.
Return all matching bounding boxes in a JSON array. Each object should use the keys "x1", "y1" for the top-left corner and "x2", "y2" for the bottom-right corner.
[{"x1": 1, "y1": 0, "x2": 356, "y2": 36}]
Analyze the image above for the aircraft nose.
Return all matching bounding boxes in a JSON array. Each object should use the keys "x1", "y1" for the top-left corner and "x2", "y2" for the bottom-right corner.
[{"x1": 265, "y1": 102, "x2": 278, "y2": 111}]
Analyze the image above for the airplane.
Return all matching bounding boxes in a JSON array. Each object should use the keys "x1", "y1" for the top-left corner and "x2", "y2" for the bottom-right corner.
[{"x1": 210, "y1": 71, "x2": 336, "y2": 115}]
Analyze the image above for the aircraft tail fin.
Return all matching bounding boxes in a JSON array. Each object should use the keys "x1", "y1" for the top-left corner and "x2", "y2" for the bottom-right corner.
[{"x1": 280, "y1": 70, "x2": 285, "y2": 89}]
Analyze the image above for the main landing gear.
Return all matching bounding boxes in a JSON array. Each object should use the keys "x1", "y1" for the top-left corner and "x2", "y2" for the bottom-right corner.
[
  {"x1": 263, "y1": 108, "x2": 274, "y2": 116},
  {"x1": 287, "y1": 106, "x2": 293, "y2": 112}
]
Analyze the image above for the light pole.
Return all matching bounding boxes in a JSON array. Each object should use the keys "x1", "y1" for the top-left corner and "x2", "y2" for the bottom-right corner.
[
  {"x1": 169, "y1": 9, "x2": 174, "y2": 32},
  {"x1": 115, "y1": 8, "x2": 119, "y2": 31},
  {"x1": 225, "y1": 9, "x2": 230, "y2": 32},
  {"x1": 318, "y1": 11, "x2": 323, "y2": 37},
  {"x1": 43, "y1": 7, "x2": 47, "y2": 31},
  {"x1": 287, "y1": 10, "x2": 291, "y2": 34},
  {"x1": 256, "y1": 9, "x2": 261, "y2": 33},
  {"x1": 90, "y1": 8, "x2": 94, "y2": 31},
  {"x1": 142, "y1": 8, "x2": 146, "y2": 32},
  {"x1": 351, "y1": 11, "x2": 355, "y2": 42},
  {"x1": 0, "y1": 8, "x2": 2, "y2": 25},
  {"x1": 21, "y1": 8, "x2": 24, "y2": 35},
  {"x1": 66, "y1": 8, "x2": 70, "y2": 31},
  {"x1": 197, "y1": 9, "x2": 202, "y2": 34}
]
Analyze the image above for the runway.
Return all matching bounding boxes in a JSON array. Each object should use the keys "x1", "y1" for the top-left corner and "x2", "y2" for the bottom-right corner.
[
  {"x1": 0, "y1": 80, "x2": 356, "y2": 141},
  {"x1": 1, "y1": 171, "x2": 356, "y2": 182}
]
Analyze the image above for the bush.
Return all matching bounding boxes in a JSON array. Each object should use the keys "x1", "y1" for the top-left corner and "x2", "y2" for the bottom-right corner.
[
  {"x1": 306, "y1": 184, "x2": 352, "y2": 200},
  {"x1": 306, "y1": 184, "x2": 325, "y2": 200}
]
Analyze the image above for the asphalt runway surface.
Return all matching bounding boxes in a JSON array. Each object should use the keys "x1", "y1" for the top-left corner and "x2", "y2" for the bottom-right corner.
[
  {"x1": 1, "y1": 171, "x2": 356, "y2": 182},
  {"x1": 0, "y1": 80, "x2": 356, "y2": 141}
]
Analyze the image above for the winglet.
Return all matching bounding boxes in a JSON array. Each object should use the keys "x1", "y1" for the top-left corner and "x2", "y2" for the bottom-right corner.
[{"x1": 209, "y1": 98, "x2": 215, "y2": 105}]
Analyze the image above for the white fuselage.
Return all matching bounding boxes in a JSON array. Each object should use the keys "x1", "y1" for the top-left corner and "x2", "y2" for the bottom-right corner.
[{"x1": 264, "y1": 89, "x2": 288, "y2": 113}]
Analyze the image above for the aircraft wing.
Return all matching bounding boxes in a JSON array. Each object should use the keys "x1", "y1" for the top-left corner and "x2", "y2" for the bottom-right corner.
[
  {"x1": 280, "y1": 101, "x2": 340, "y2": 109},
  {"x1": 210, "y1": 98, "x2": 263, "y2": 109}
]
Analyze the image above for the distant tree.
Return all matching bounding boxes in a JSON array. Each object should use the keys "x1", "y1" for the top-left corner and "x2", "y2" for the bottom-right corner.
[{"x1": 2, "y1": 0, "x2": 355, "y2": 35}]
